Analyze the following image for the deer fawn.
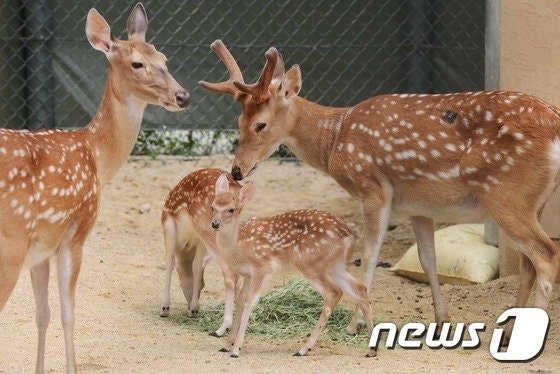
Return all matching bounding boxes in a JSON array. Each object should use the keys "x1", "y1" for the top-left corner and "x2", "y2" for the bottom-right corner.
[
  {"x1": 200, "y1": 40, "x2": 560, "y2": 338},
  {"x1": 0, "y1": 4, "x2": 189, "y2": 373},
  {"x1": 211, "y1": 174, "x2": 375, "y2": 357},
  {"x1": 160, "y1": 168, "x2": 242, "y2": 337}
]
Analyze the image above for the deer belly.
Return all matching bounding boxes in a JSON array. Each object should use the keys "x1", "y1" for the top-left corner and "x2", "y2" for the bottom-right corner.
[
  {"x1": 391, "y1": 192, "x2": 487, "y2": 222},
  {"x1": 24, "y1": 241, "x2": 57, "y2": 268}
]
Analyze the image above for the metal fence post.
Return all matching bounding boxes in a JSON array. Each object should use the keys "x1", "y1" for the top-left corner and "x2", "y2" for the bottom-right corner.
[
  {"x1": 24, "y1": 0, "x2": 55, "y2": 130},
  {"x1": 483, "y1": 0, "x2": 500, "y2": 247},
  {"x1": 406, "y1": 0, "x2": 432, "y2": 93}
]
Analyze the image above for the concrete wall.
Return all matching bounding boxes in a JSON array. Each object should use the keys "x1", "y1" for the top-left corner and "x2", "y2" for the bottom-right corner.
[
  {"x1": 499, "y1": 0, "x2": 560, "y2": 275},
  {"x1": 501, "y1": 1, "x2": 560, "y2": 105}
]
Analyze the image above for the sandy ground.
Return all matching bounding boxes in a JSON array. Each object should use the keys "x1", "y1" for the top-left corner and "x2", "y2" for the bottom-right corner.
[{"x1": 1, "y1": 155, "x2": 559, "y2": 373}]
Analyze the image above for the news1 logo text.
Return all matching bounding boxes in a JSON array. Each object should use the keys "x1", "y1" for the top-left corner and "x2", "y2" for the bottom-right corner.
[{"x1": 369, "y1": 308, "x2": 549, "y2": 362}]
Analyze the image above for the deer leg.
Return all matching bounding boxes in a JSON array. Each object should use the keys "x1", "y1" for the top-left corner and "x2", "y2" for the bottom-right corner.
[
  {"x1": 188, "y1": 243, "x2": 207, "y2": 317},
  {"x1": 57, "y1": 239, "x2": 84, "y2": 374},
  {"x1": 329, "y1": 262, "x2": 376, "y2": 357},
  {"x1": 346, "y1": 193, "x2": 392, "y2": 334},
  {"x1": 491, "y1": 210, "x2": 559, "y2": 346},
  {"x1": 296, "y1": 274, "x2": 342, "y2": 356},
  {"x1": 353, "y1": 280, "x2": 376, "y2": 357},
  {"x1": 229, "y1": 273, "x2": 266, "y2": 358},
  {"x1": 222, "y1": 275, "x2": 249, "y2": 352},
  {"x1": 0, "y1": 236, "x2": 28, "y2": 310},
  {"x1": 495, "y1": 252, "x2": 538, "y2": 346},
  {"x1": 175, "y1": 250, "x2": 196, "y2": 317},
  {"x1": 0, "y1": 262, "x2": 24, "y2": 311},
  {"x1": 211, "y1": 265, "x2": 236, "y2": 337},
  {"x1": 411, "y1": 216, "x2": 449, "y2": 330},
  {"x1": 31, "y1": 260, "x2": 51, "y2": 374},
  {"x1": 515, "y1": 253, "x2": 537, "y2": 307},
  {"x1": 512, "y1": 202, "x2": 548, "y2": 308},
  {"x1": 160, "y1": 218, "x2": 177, "y2": 317}
]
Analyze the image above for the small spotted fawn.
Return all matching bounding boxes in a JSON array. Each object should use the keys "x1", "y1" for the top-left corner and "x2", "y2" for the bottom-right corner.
[
  {"x1": 211, "y1": 174, "x2": 375, "y2": 358},
  {"x1": 160, "y1": 168, "x2": 242, "y2": 337},
  {"x1": 202, "y1": 40, "x2": 560, "y2": 340},
  {"x1": 0, "y1": 4, "x2": 188, "y2": 373}
]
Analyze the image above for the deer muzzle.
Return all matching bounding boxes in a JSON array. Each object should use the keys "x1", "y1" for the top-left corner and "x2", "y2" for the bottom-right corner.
[
  {"x1": 175, "y1": 90, "x2": 190, "y2": 108},
  {"x1": 211, "y1": 219, "x2": 222, "y2": 230},
  {"x1": 231, "y1": 165, "x2": 244, "y2": 181}
]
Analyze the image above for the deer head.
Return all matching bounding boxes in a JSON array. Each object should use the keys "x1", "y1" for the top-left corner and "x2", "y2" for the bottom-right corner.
[
  {"x1": 200, "y1": 41, "x2": 301, "y2": 180},
  {"x1": 86, "y1": 3, "x2": 190, "y2": 111},
  {"x1": 211, "y1": 173, "x2": 255, "y2": 230}
]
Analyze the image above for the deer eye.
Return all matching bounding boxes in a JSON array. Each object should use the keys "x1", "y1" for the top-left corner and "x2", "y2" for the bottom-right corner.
[
  {"x1": 229, "y1": 208, "x2": 235, "y2": 213},
  {"x1": 211, "y1": 207, "x2": 214, "y2": 211},
  {"x1": 255, "y1": 122, "x2": 267, "y2": 133},
  {"x1": 131, "y1": 62, "x2": 144, "y2": 69}
]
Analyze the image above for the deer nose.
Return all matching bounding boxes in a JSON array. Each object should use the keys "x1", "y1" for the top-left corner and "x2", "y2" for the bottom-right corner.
[
  {"x1": 175, "y1": 90, "x2": 190, "y2": 108},
  {"x1": 231, "y1": 166, "x2": 243, "y2": 181},
  {"x1": 211, "y1": 220, "x2": 221, "y2": 230}
]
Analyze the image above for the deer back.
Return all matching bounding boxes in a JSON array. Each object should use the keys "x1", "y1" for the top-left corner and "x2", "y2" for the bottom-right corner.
[
  {"x1": 238, "y1": 209, "x2": 355, "y2": 271},
  {"x1": 163, "y1": 168, "x2": 241, "y2": 244}
]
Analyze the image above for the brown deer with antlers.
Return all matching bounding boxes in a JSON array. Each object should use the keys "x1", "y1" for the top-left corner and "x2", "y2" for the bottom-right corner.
[
  {"x1": 211, "y1": 174, "x2": 375, "y2": 358},
  {"x1": 0, "y1": 4, "x2": 189, "y2": 373},
  {"x1": 200, "y1": 40, "x2": 560, "y2": 338}
]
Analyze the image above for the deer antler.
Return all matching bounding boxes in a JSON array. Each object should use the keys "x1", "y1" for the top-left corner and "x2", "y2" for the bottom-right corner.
[
  {"x1": 233, "y1": 47, "x2": 282, "y2": 103},
  {"x1": 199, "y1": 40, "x2": 245, "y2": 100}
]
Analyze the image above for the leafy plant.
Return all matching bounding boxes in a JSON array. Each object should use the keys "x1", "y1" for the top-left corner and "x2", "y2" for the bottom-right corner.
[{"x1": 132, "y1": 129, "x2": 295, "y2": 158}]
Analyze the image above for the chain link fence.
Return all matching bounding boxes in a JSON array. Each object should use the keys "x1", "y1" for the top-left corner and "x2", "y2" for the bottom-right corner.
[{"x1": 0, "y1": 0, "x2": 485, "y2": 133}]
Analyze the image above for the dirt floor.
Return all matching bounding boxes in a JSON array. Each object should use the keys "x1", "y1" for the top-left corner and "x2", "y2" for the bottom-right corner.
[{"x1": 1, "y1": 155, "x2": 559, "y2": 373}]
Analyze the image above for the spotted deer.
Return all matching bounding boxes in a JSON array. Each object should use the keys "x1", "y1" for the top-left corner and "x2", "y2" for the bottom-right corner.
[
  {"x1": 0, "y1": 4, "x2": 189, "y2": 373},
  {"x1": 211, "y1": 174, "x2": 375, "y2": 357},
  {"x1": 200, "y1": 40, "x2": 560, "y2": 339},
  {"x1": 160, "y1": 168, "x2": 242, "y2": 337}
]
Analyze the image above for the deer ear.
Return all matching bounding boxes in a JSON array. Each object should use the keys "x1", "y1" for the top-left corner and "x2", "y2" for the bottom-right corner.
[
  {"x1": 238, "y1": 182, "x2": 255, "y2": 205},
  {"x1": 86, "y1": 9, "x2": 114, "y2": 54},
  {"x1": 127, "y1": 3, "x2": 148, "y2": 41},
  {"x1": 215, "y1": 174, "x2": 230, "y2": 195},
  {"x1": 279, "y1": 65, "x2": 301, "y2": 101}
]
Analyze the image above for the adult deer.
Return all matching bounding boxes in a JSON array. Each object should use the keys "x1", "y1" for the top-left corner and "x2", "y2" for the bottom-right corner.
[
  {"x1": 200, "y1": 40, "x2": 560, "y2": 336},
  {"x1": 160, "y1": 168, "x2": 241, "y2": 338},
  {"x1": 211, "y1": 174, "x2": 375, "y2": 358},
  {"x1": 0, "y1": 4, "x2": 189, "y2": 373}
]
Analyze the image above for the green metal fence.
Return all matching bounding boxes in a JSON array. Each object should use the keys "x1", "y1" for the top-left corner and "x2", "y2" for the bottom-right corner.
[{"x1": 0, "y1": 0, "x2": 485, "y2": 130}]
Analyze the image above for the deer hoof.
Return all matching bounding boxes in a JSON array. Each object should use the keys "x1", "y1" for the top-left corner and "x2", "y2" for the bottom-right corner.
[{"x1": 159, "y1": 307, "x2": 170, "y2": 317}]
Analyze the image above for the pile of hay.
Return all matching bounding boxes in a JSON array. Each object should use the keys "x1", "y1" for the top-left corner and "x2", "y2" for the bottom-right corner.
[{"x1": 173, "y1": 279, "x2": 369, "y2": 347}]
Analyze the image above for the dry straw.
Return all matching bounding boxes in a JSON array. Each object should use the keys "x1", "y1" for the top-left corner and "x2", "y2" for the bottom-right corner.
[{"x1": 172, "y1": 279, "x2": 370, "y2": 347}]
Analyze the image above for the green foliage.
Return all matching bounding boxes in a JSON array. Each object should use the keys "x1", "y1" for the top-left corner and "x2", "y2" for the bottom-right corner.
[
  {"x1": 132, "y1": 129, "x2": 296, "y2": 159},
  {"x1": 132, "y1": 129, "x2": 238, "y2": 157}
]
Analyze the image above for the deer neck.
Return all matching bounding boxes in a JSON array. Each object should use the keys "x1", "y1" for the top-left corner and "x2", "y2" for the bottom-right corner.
[
  {"x1": 216, "y1": 221, "x2": 241, "y2": 256},
  {"x1": 85, "y1": 67, "x2": 146, "y2": 186},
  {"x1": 284, "y1": 97, "x2": 349, "y2": 173}
]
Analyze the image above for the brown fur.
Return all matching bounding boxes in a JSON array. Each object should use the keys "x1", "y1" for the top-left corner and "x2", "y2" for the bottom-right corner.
[
  {"x1": 159, "y1": 168, "x2": 241, "y2": 330},
  {"x1": 0, "y1": 5, "x2": 188, "y2": 372},
  {"x1": 201, "y1": 41, "x2": 560, "y2": 340},
  {"x1": 211, "y1": 177, "x2": 375, "y2": 358}
]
